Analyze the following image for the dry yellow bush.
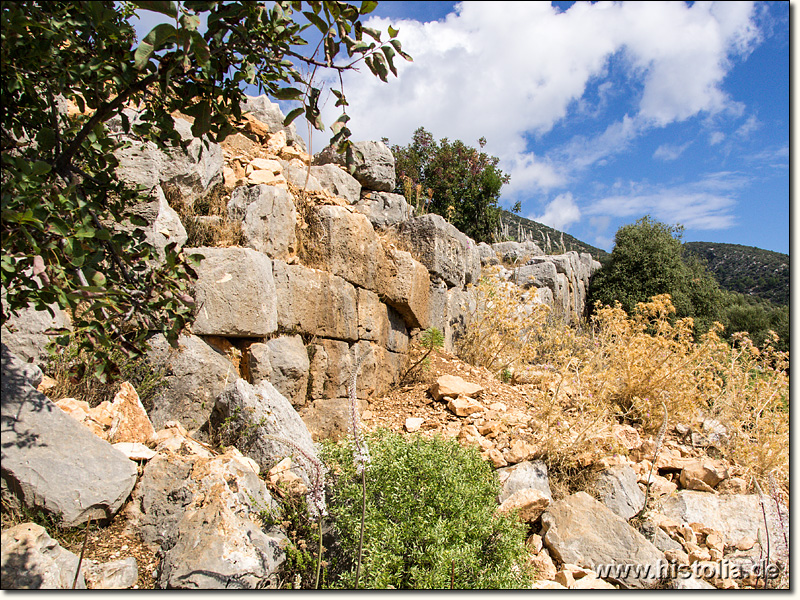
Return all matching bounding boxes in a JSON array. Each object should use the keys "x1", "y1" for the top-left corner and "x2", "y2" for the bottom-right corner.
[{"x1": 459, "y1": 282, "x2": 789, "y2": 495}]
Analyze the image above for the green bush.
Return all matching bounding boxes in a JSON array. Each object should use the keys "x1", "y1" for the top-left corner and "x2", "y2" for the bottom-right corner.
[{"x1": 321, "y1": 430, "x2": 533, "y2": 589}]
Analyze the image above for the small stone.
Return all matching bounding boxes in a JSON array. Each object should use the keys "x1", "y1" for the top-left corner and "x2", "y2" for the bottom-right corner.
[
  {"x1": 447, "y1": 397, "x2": 485, "y2": 417},
  {"x1": 735, "y1": 536, "x2": 756, "y2": 551},
  {"x1": 429, "y1": 374, "x2": 483, "y2": 401},
  {"x1": 497, "y1": 488, "x2": 549, "y2": 523},
  {"x1": 404, "y1": 417, "x2": 424, "y2": 432},
  {"x1": 486, "y1": 448, "x2": 507, "y2": 468}
]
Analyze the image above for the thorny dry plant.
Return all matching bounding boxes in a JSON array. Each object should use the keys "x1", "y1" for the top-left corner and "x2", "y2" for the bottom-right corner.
[{"x1": 459, "y1": 282, "x2": 789, "y2": 497}]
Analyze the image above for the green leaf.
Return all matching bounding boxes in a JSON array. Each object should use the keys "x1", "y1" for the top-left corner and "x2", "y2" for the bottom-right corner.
[
  {"x1": 190, "y1": 100, "x2": 211, "y2": 138},
  {"x1": 303, "y1": 10, "x2": 329, "y2": 34},
  {"x1": 283, "y1": 107, "x2": 304, "y2": 126},
  {"x1": 362, "y1": 26, "x2": 382, "y2": 42},
  {"x1": 360, "y1": 1, "x2": 378, "y2": 15},
  {"x1": 36, "y1": 129, "x2": 57, "y2": 152},
  {"x1": 31, "y1": 161, "x2": 52, "y2": 176},
  {"x1": 133, "y1": 23, "x2": 177, "y2": 70},
  {"x1": 129, "y1": 215, "x2": 149, "y2": 227},
  {"x1": 388, "y1": 25, "x2": 399, "y2": 38},
  {"x1": 189, "y1": 31, "x2": 210, "y2": 69},
  {"x1": 271, "y1": 87, "x2": 303, "y2": 101},
  {"x1": 131, "y1": 1, "x2": 178, "y2": 18},
  {"x1": 381, "y1": 45, "x2": 397, "y2": 76},
  {"x1": 179, "y1": 13, "x2": 201, "y2": 31},
  {"x1": 390, "y1": 38, "x2": 413, "y2": 61}
]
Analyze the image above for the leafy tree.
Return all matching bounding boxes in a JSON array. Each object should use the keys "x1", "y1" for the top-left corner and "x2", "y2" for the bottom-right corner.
[
  {"x1": 587, "y1": 216, "x2": 723, "y2": 334},
  {"x1": 1, "y1": 1, "x2": 409, "y2": 380},
  {"x1": 390, "y1": 127, "x2": 511, "y2": 243}
]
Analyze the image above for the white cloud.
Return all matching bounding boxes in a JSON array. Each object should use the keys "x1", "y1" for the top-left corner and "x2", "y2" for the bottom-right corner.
[
  {"x1": 312, "y1": 1, "x2": 761, "y2": 194},
  {"x1": 735, "y1": 114, "x2": 761, "y2": 138},
  {"x1": 531, "y1": 192, "x2": 581, "y2": 231},
  {"x1": 653, "y1": 142, "x2": 691, "y2": 161},
  {"x1": 709, "y1": 131, "x2": 726, "y2": 145},
  {"x1": 585, "y1": 174, "x2": 747, "y2": 230}
]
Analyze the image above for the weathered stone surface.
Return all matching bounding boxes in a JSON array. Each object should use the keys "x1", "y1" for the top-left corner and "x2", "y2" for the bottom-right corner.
[
  {"x1": 446, "y1": 397, "x2": 485, "y2": 417},
  {"x1": 356, "y1": 288, "x2": 409, "y2": 354},
  {"x1": 354, "y1": 191, "x2": 411, "y2": 228},
  {"x1": 128, "y1": 448, "x2": 286, "y2": 589},
  {"x1": 659, "y1": 490, "x2": 789, "y2": 546},
  {"x1": 1, "y1": 302, "x2": 72, "y2": 366},
  {"x1": 300, "y1": 396, "x2": 367, "y2": 441},
  {"x1": 378, "y1": 248, "x2": 431, "y2": 330},
  {"x1": 112, "y1": 442, "x2": 157, "y2": 462},
  {"x1": 310, "y1": 163, "x2": 361, "y2": 204},
  {"x1": 107, "y1": 382, "x2": 156, "y2": 445},
  {"x1": 541, "y1": 492, "x2": 665, "y2": 588},
  {"x1": 477, "y1": 242, "x2": 499, "y2": 266},
  {"x1": 306, "y1": 340, "x2": 380, "y2": 402},
  {"x1": 2, "y1": 346, "x2": 138, "y2": 528},
  {"x1": 404, "y1": 417, "x2": 424, "y2": 432},
  {"x1": 123, "y1": 186, "x2": 188, "y2": 262},
  {"x1": 227, "y1": 185, "x2": 296, "y2": 260},
  {"x1": 146, "y1": 333, "x2": 235, "y2": 431},
  {"x1": 1, "y1": 523, "x2": 86, "y2": 589},
  {"x1": 492, "y1": 241, "x2": 544, "y2": 263},
  {"x1": 395, "y1": 214, "x2": 481, "y2": 288},
  {"x1": 314, "y1": 140, "x2": 395, "y2": 192},
  {"x1": 279, "y1": 160, "x2": 324, "y2": 193},
  {"x1": 305, "y1": 205, "x2": 384, "y2": 291},
  {"x1": 82, "y1": 557, "x2": 138, "y2": 589},
  {"x1": 497, "y1": 460, "x2": 552, "y2": 503},
  {"x1": 443, "y1": 286, "x2": 476, "y2": 352},
  {"x1": 212, "y1": 379, "x2": 317, "y2": 469},
  {"x1": 273, "y1": 261, "x2": 358, "y2": 341},
  {"x1": 262, "y1": 335, "x2": 310, "y2": 408},
  {"x1": 679, "y1": 460, "x2": 728, "y2": 490},
  {"x1": 514, "y1": 261, "x2": 559, "y2": 291},
  {"x1": 189, "y1": 246, "x2": 277, "y2": 337},
  {"x1": 593, "y1": 465, "x2": 645, "y2": 520},
  {"x1": 241, "y1": 95, "x2": 307, "y2": 151},
  {"x1": 112, "y1": 113, "x2": 223, "y2": 203},
  {"x1": 497, "y1": 488, "x2": 550, "y2": 523},
  {"x1": 429, "y1": 374, "x2": 483, "y2": 401}
]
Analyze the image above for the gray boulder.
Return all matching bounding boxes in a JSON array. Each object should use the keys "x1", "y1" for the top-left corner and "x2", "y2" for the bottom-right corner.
[
  {"x1": 310, "y1": 163, "x2": 361, "y2": 204},
  {"x1": 395, "y1": 214, "x2": 481, "y2": 288},
  {"x1": 82, "y1": 557, "x2": 138, "y2": 589},
  {"x1": 659, "y1": 490, "x2": 789, "y2": 547},
  {"x1": 492, "y1": 240, "x2": 544, "y2": 263},
  {"x1": 1, "y1": 523, "x2": 86, "y2": 589},
  {"x1": 354, "y1": 191, "x2": 411, "y2": 229},
  {"x1": 1, "y1": 345, "x2": 137, "y2": 527},
  {"x1": 209, "y1": 380, "x2": 320, "y2": 486},
  {"x1": 497, "y1": 460, "x2": 552, "y2": 503},
  {"x1": 253, "y1": 335, "x2": 310, "y2": 408},
  {"x1": 128, "y1": 448, "x2": 286, "y2": 589},
  {"x1": 113, "y1": 112, "x2": 223, "y2": 204},
  {"x1": 188, "y1": 246, "x2": 278, "y2": 337},
  {"x1": 477, "y1": 242, "x2": 499, "y2": 266},
  {"x1": 279, "y1": 160, "x2": 325, "y2": 193},
  {"x1": 593, "y1": 465, "x2": 645, "y2": 520},
  {"x1": 145, "y1": 333, "x2": 235, "y2": 431},
  {"x1": 541, "y1": 492, "x2": 665, "y2": 588},
  {"x1": 241, "y1": 95, "x2": 307, "y2": 151},
  {"x1": 514, "y1": 261, "x2": 559, "y2": 291},
  {"x1": 1, "y1": 303, "x2": 71, "y2": 367},
  {"x1": 227, "y1": 185, "x2": 297, "y2": 260},
  {"x1": 314, "y1": 140, "x2": 395, "y2": 192}
]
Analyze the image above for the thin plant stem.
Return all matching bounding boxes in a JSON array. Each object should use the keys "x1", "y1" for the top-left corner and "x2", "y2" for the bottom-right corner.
[
  {"x1": 72, "y1": 518, "x2": 91, "y2": 589},
  {"x1": 355, "y1": 468, "x2": 367, "y2": 589},
  {"x1": 314, "y1": 515, "x2": 323, "y2": 589}
]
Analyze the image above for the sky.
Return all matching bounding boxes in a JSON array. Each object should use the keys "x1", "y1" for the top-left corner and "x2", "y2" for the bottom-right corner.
[
  {"x1": 131, "y1": 1, "x2": 790, "y2": 255},
  {"x1": 308, "y1": 1, "x2": 790, "y2": 255}
]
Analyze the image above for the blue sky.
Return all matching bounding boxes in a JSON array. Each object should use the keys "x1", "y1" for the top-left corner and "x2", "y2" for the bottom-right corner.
[
  {"x1": 314, "y1": 1, "x2": 790, "y2": 255},
  {"x1": 131, "y1": 1, "x2": 790, "y2": 254}
]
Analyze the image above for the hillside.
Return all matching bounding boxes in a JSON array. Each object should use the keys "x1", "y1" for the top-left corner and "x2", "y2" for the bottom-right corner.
[
  {"x1": 683, "y1": 242, "x2": 789, "y2": 306},
  {"x1": 496, "y1": 210, "x2": 609, "y2": 262}
]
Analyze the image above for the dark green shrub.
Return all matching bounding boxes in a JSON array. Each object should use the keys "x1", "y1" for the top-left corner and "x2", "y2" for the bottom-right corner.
[{"x1": 321, "y1": 430, "x2": 533, "y2": 589}]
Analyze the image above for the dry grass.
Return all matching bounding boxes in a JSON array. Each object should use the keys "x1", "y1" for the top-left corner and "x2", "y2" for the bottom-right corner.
[
  {"x1": 164, "y1": 183, "x2": 245, "y2": 248},
  {"x1": 458, "y1": 280, "x2": 789, "y2": 497}
]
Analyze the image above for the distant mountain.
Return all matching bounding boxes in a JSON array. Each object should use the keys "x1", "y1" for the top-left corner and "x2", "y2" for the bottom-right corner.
[
  {"x1": 496, "y1": 210, "x2": 609, "y2": 262},
  {"x1": 683, "y1": 242, "x2": 789, "y2": 306}
]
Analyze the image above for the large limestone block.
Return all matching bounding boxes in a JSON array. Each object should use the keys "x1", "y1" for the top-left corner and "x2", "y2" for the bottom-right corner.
[
  {"x1": 1, "y1": 303, "x2": 71, "y2": 366},
  {"x1": 444, "y1": 286, "x2": 476, "y2": 353},
  {"x1": 492, "y1": 241, "x2": 544, "y2": 263},
  {"x1": 227, "y1": 185, "x2": 297, "y2": 260},
  {"x1": 1, "y1": 523, "x2": 86, "y2": 589},
  {"x1": 241, "y1": 94, "x2": 307, "y2": 151},
  {"x1": 541, "y1": 492, "x2": 665, "y2": 588},
  {"x1": 354, "y1": 191, "x2": 411, "y2": 228},
  {"x1": 301, "y1": 396, "x2": 367, "y2": 441},
  {"x1": 395, "y1": 214, "x2": 481, "y2": 288},
  {"x1": 310, "y1": 163, "x2": 361, "y2": 204},
  {"x1": 279, "y1": 160, "x2": 325, "y2": 193},
  {"x1": 356, "y1": 289, "x2": 409, "y2": 354},
  {"x1": 273, "y1": 261, "x2": 358, "y2": 342},
  {"x1": 146, "y1": 333, "x2": 235, "y2": 431},
  {"x1": 593, "y1": 465, "x2": 645, "y2": 520},
  {"x1": 128, "y1": 449, "x2": 286, "y2": 589},
  {"x1": 305, "y1": 205, "x2": 384, "y2": 292},
  {"x1": 314, "y1": 140, "x2": 395, "y2": 192},
  {"x1": 262, "y1": 335, "x2": 310, "y2": 408},
  {"x1": 306, "y1": 339, "x2": 377, "y2": 401},
  {"x1": 659, "y1": 490, "x2": 789, "y2": 546},
  {"x1": 112, "y1": 112, "x2": 223, "y2": 203},
  {"x1": 189, "y1": 246, "x2": 277, "y2": 337},
  {"x1": 209, "y1": 380, "x2": 319, "y2": 483},
  {"x1": 1, "y1": 345, "x2": 138, "y2": 527},
  {"x1": 378, "y1": 248, "x2": 431, "y2": 330},
  {"x1": 514, "y1": 261, "x2": 559, "y2": 291},
  {"x1": 123, "y1": 186, "x2": 188, "y2": 262}
]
